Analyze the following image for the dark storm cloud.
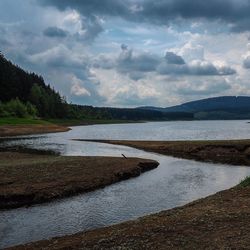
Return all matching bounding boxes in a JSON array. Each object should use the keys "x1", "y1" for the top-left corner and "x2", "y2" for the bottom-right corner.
[
  {"x1": 39, "y1": 0, "x2": 250, "y2": 32},
  {"x1": 43, "y1": 26, "x2": 68, "y2": 38},
  {"x1": 39, "y1": 0, "x2": 128, "y2": 17},
  {"x1": 165, "y1": 52, "x2": 185, "y2": 65}
]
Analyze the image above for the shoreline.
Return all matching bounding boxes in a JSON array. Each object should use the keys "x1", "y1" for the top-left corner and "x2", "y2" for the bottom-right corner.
[
  {"x1": 0, "y1": 152, "x2": 159, "y2": 210},
  {"x1": 0, "y1": 124, "x2": 70, "y2": 137},
  {"x1": 0, "y1": 120, "x2": 141, "y2": 137},
  {"x1": 78, "y1": 139, "x2": 250, "y2": 166}
]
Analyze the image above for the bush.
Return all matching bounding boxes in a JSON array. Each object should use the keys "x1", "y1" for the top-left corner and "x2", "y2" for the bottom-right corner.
[
  {"x1": 4, "y1": 98, "x2": 29, "y2": 118},
  {"x1": 0, "y1": 99, "x2": 39, "y2": 118},
  {"x1": 26, "y1": 102, "x2": 38, "y2": 117},
  {"x1": 239, "y1": 176, "x2": 250, "y2": 187},
  {"x1": 0, "y1": 102, "x2": 10, "y2": 117}
]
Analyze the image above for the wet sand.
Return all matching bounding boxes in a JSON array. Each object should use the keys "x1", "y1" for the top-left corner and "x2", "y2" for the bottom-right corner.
[
  {"x1": 0, "y1": 124, "x2": 70, "y2": 137},
  {"x1": 79, "y1": 139, "x2": 250, "y2": 166}
]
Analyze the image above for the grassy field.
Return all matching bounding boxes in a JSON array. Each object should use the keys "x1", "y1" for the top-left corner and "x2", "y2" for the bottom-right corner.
[
  {"x1": 46, "y1": 118, "x2": 138, "y2": 126},
  {"x1": 0, "y1": 117, "x2": 137, "y2": 126},
  {"x1": 239, "y1": 176, "x2": 250, "y2": 187},
  {"x1": 0, "y1": 118, "x2": 52, "y2": 125}
]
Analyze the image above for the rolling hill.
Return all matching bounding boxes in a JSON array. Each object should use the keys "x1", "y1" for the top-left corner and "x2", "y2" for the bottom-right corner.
[{"x1": 138, "y1": 96, "x2": 250, "y2": 120}]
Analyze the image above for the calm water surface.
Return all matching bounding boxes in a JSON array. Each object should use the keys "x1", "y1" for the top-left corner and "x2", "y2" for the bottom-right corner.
[{"x1": 1, "y1": 120, "x2": 250, "y2": 248}]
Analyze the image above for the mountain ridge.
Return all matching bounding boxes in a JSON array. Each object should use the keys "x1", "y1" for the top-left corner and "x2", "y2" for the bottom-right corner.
[{"x1": 138, "y1": 96, "x2": 250, "y2": 119}]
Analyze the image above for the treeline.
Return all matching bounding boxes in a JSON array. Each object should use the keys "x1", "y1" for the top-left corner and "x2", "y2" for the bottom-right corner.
[
  {"x1": 69, "y1": 105, "x2": 193, "y2": 121},
  {"x1": 0, "y1": 53, "x2": 193, "y2": 121}
]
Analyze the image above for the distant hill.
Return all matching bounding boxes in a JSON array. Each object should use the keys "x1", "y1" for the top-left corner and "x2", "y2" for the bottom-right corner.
[{"x1": 138, "y1": 96, "x2": 250, "y2": 120}]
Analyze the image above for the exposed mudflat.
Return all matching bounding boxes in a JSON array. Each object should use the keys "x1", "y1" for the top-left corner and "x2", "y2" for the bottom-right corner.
[
  {"x1": 0, "y1": 152, "x2": 158, "y2": 209},
  {"x1": 79, "y1": 139, "x2": 250, "y2": 166},
  {"x1": 0, "y1": 124, "x2": 70, "y2": 137}
]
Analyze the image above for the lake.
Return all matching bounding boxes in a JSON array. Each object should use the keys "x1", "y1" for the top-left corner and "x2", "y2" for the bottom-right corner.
[{"x1": 1, "y1": 120, "x2": 250, "y2": 248}]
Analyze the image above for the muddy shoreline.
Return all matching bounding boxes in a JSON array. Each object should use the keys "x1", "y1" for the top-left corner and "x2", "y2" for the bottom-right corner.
[
  {"x1": 0, "y1": 152, "x2": 158, "y2": 210},
  {"x1": 0, "y1": 124, "x2": 70, "y2": 137},
  {"x1": 79, "y1": 139, "x2": 250, "y2": 166}
]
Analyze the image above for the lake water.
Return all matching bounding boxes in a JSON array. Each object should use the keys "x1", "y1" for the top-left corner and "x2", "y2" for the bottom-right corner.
[{"x1": 1, "y1": 120, "x2": 250, "y2": 248}]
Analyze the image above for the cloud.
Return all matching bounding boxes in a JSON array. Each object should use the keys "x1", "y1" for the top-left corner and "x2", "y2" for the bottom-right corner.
[
  {"x1": 93, "y1": 44, "x2": 160, "y2": 80},
  {"x1": 243, "y1": 56, "x2": 250, "y2": 68},
  {"x1": 179, "y1": 42, "x2": 204, "y2": 61},
  {"x1": 39, "y1": 0, "x2": 250, "y2": 32},
  {"x1": 28, "y1": 44, "x2": 88, "y2": 69},
  {"x1": 175, "y1": 79, "x2": 231, "y2": 96},
  {"x1": 39, "y1": 0, "x2": 128, "y2": 17},
  {"x1": 94, "y1": 46, "x2": 236, "y2": 79},
  {"x1": 74, "y1": 15, "x2": 103, "y2": 43},
  {"x1": 70, "y1": 76, "x2": 91, "y2": 97},
  {"x1": 117, "y1": 44, "x2": 160, "y2": 73},
  {"x1": 157, "y1": 52, "x2": 236, "y2": 76},
  {"x1": 165, "y1": 52, "x2": 185, "y2": 65},
  {"x1": 242, "y1": 43, "x2": 250, "y2": 69},
  {"x1": 189, "y1": 60, "x2": 236, "y2": 76},
  {"x1": 43, "y1": 26, "x2": 68, "y2": 38},
  {"x1": 43, "y1": 27, "x2": 67, "y2": 38}
]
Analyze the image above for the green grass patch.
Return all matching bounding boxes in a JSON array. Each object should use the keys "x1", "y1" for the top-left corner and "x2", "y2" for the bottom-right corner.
[
  {"x1": 46, "y1": 118, "x2": 137, "y2": 126},
  {"x1": 0, "y1": 118, "x2": 52, "y2": 125},
  {"x1": 0, "y1": 117, "x2": 138, "y2": 126},
  {"x1": 238, "y1": 176, "x2": 250, "y2": 187}
]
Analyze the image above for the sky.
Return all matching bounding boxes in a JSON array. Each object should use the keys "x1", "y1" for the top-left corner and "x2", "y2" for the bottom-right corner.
[{"x1": 1, "y1": 0, "x2": 250, "y2": 107}]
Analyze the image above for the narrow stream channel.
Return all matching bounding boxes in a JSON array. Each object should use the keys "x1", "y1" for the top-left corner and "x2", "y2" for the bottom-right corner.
[{"x1": 1, "y1": 121, "x2": 250, "y2": 248}]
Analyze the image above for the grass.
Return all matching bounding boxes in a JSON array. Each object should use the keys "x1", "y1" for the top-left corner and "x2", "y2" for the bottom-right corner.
[
  {"x1": 0, "y1": 117, "x2": 52, "y2": 125},
  {"x1": 46, "y1": 118, "x2": 138, "y2": 126},
  {"x1": 239, "y1": 176, "x2": 250, "y2": 187}
]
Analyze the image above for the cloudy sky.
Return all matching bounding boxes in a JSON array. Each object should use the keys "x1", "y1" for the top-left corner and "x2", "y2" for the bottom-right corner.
[{"x1": 1, "y1": 0, "x2": 250, "y2": 107}]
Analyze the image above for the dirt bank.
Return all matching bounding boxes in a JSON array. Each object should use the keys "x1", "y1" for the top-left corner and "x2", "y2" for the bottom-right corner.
[
  {"x1": 0, "y1": 124, "x2": 70, "y2": 137},
  {"x1": 0, "y1": 152, "x2": 158, "y2": 209},
  {"x1": 79, "y1": 139, "x2": 250, "y2": 166},
  {"x1": 9, "y1": 184, "x2": 250, "y2": 249}
]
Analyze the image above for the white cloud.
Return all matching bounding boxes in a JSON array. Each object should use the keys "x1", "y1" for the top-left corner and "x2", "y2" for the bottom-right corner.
[
  {"x1": 178, "y1": 42, "x2": 204, "y2": 62},
  {"x1": 70, "y1": 76, "x2": 91, "y2": 97}
]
